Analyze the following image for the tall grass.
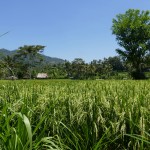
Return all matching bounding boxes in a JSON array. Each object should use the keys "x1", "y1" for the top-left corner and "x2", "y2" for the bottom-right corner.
[{"x1": 0, "y1": 80, "x2": 150, "y2": 149}]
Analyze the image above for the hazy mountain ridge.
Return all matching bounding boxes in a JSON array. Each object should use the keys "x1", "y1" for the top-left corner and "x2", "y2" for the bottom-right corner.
[{"x1": 0, "y1": 48, "x2": 65, "y2": 64}]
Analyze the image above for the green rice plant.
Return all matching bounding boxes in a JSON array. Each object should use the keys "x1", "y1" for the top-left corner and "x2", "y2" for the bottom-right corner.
[{"x1": 0, "y1": 80, "x2": 150, "y2": 149}]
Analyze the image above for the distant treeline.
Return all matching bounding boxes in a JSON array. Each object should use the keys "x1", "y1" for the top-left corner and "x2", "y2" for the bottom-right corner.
[
  {"x1": 37, "y1": 56, "x2": 150, "y2": 80},
  {"x1": 0, "y1": 53, "x2": 149, "y2": 80},
  {"x1": 0, "y1": 45, "x2": 149, "y2": 80}
]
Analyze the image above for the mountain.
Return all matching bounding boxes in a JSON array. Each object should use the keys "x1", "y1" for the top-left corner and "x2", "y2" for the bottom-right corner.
[
  {"x1": 0, "y1": 48, "x2": 16, "y2": 56},
  {"x1": 0, "y1": 48, "x2": 65, "y2": 64}
]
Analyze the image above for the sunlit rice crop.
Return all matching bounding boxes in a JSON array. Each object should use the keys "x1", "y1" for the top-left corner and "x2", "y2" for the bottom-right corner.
[{"x1": 0, "y1": 80, "x2": 150, "y2": 149}]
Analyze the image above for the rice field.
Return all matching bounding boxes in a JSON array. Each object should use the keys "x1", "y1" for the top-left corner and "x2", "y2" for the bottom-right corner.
[{"x1": 0, "y1": 80, "x2": 150, "y2": 150}]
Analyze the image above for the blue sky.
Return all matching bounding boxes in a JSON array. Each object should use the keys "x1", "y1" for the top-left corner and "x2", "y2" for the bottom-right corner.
[{"x1": 0, "y1": 0, "x2": 150, "y2": 62}]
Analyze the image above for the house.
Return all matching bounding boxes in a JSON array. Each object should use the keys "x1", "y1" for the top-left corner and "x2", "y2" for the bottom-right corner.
[
  {"x1": 6, "y1": 76, "x2": 18, "y2": 80},
  {"x1": 37, "y1": 73, "x2": 48, "y2": 79}
]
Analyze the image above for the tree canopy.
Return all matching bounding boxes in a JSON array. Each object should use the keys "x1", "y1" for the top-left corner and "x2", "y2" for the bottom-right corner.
[
  {"x1": 112, "y1": 9, "x2": 150, "y2": 79},
  {"x1": 15, "y1": 45, "x2": 45, "y2": 78}
]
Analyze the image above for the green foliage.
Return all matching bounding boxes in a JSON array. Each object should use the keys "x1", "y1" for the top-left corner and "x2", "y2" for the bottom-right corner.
[
  {"x1": 0, "y1": 49, "x2": 130, "y2": 80},
  {"x1": 63, "y1": 58, "x2": 124, "y2": 80},
  {"x1": 0, "y1": 48, "x2": 65, "y2": 64},
  {"x1": 0, "y1": 80, "x2": 150, "y2": 149},
  {"x1": 15, "y1": 45, "x2": 45, "y2": 79},
  {"x1": 112, "y1": 9, "x2": 150, "y2": 79},
  {"x1": 0, "y1": 55, "x2": 18, "y2": 78}
]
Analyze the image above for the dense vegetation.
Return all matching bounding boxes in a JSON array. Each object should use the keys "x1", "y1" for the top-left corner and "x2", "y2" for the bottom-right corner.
[
  {"x1": 0, "y1": 48, "x2": 150, "y2": 80},
  {"x1": 0, "y1": 80, "x2": 150, "y2": 149},
  {"x1": 112, "y1": 9, "x2": 150, "y2": 79}
]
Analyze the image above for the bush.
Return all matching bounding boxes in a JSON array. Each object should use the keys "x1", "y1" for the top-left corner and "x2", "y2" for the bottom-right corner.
[{"x1": 130, "y1": 71, "x2": 147, "y2": 80}]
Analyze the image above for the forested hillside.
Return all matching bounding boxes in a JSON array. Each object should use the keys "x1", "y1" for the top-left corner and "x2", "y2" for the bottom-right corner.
[{"x1": 0, "y1": 48, "x2": 65, "y2": 64}]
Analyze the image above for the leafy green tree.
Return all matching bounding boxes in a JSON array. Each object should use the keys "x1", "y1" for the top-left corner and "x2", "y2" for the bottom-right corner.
[
  {"x1": 64, "y1": 60, "x2": 72, "y2": 78},
  {"x1": 107, "y1": 56, "x2": 125, "y2": 72},
  {"x1": 101, "y1": 58, "x2": 113, "y2": 79},
  {"x1": 86, "y1": 63, "x2": 96, "y2": 79},
  {"x1": 72, "y1": 58, "x2": 86, "y2": 79},
  {"x1": 0, "y1": 55, "x2": 17, "y2": 78},
  {"x1": 90, "y1": 59, "x2": 102, "y2": 77},
  {"x1": 144, "y1": 52, "x2": 150, "y2": 71},
  {"x1": 112, "y1": 9, "x2": 150, "y2": 79},
  {"x1": 15, "y1": 45, "x2": 45, "y2": 79}
]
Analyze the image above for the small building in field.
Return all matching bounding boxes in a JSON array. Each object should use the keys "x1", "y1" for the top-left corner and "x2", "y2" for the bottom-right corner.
[
  {"x1": 37, "y1": 73, "x2": 48, "y2": 79},
  {"x1": 6, "y1": 76, "x2": 18, "y2": 80}
]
